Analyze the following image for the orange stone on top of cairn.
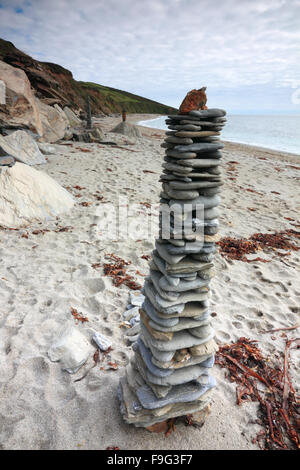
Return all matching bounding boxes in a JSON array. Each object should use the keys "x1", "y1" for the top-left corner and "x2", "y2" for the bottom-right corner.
[{"x1": 179, "y1": 87, "x2": 208, "y2": 114}]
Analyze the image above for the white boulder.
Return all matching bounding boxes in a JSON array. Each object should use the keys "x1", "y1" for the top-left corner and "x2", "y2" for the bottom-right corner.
[
  {"x1": 63, "y1": 106, "x2": 81, "y2": 126},
  {"x1": 48, "y1": 327, "x2": 93, "y2": 374},
  {"x1": 37, "y1": 99, "x2": 68, "y2": 143},
  {"x1": 0, "y1": 60, "x2": 43, "y2": 136},
  {"x1": 0, "y1": 130, "x2": 46, "y2": 165},
  {"x1": 110, "y1": 122, "x2": 142, "y2": 138},
  {"x1": 0, "y1": 162, "x2": 74, "y2": 228}
]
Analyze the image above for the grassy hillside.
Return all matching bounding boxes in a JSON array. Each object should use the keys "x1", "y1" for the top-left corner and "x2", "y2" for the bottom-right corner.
[{"x1": 0, "y1": 38, "x2": 176, "y2": 115}]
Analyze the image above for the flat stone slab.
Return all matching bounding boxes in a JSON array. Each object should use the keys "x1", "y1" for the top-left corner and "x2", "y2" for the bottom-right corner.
[
  {"x1": 143, "y1": 298, "x2": 179, "y2": 327},
  {"x1": 166, "y1": 150, "x2": 198, "y2": 159},
  {"x1": 176, "y1": 158, "x2": 221, "y2": 168},
  {"x1": 143, "y1": 280, "x2": 185, "y2": 315},
  {"x1": 147, "y1": 312, "x2": 210, "y2": 333},
  {"x1": 165, "y1": 258, "x2": 213, "y2": 275},
  {"x1": 174, "y1": 143, "x2": 224, "y2": 153},
  {"x1": 189, "y1": 109, "x2": 226, "y2": 118},
  {"x1": 175, "y1": 131, "x2": 220, "y2": 138},
  {"x1": 141, "y1": 322, "x2": 215, "y2": 352},
  {"x1": 119, "y1": 372, "x2": 212, "y2": 427},
  {"x1": 136, "y1": 374, "x2": 215, "y2": 409},
  {"x1": 135, "y1": 339, "x2": 174, "y2": 378},
  {"x1": 168, "y1": 194, "x2": 221, "y2": 210},
  {"x1": 137, "y1": 348, "x2": 212, "y2": 386},
  {"x1": 165, "y1": 136, "x2": 193, "y2": 144},
  {"x1": 155, "y1": 241, "x2": 186, "y2": 265},
  {"x1": 158, "y1": 272, "x2": 209, "y2": 292},
  {"x1": 163, "y1": 184, "x2": 199, "y2": 200}
]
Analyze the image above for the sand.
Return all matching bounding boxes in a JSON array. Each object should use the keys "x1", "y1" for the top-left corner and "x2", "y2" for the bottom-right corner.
[{"x1": 0, "y1": 114, "x2": 299, "y2": 450}]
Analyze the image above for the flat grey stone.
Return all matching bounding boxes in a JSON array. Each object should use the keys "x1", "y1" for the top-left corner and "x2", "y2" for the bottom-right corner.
[
  {"x1": 168, "y1": 239, "x2": 186, "y2": 247},
  {"x1": 191, "y1": 253, "x2": 215, "y2": 262},
  {"x1": 166, "y1": 150, "x2": 198, "y2": 159},
  {"x1": 148, "y1": 312, "x2": 210, "y2": 333},
  {"x1": 164, "y1": 240, "x2": 211, "y2": 256},
  {"x1": 136, "y1": 375, "x2": 216, "y2": 410},
  {"x1": 151, "y1": 253, "x2": 180, "y2": 287},
  {"x1": 168, "y1": 124, "x2": 202, "y2": 131},
  {"x1": 204, "y1": 207, "x2": 219, "y2": 220},
  {"x1": 135, "y1": 339, "x2": 174, "y2": 377},
  {"x1": 118, "y1": 378, "x2": 212, "y2": 427},
  {"x1": 177, "y1": 158, "x2": 221, "y2": 168},
  {"x1": 162, "y1": 162, "x2": 193, "y2": 174},
  {"x1": 165, "y1": 258, "x2": 213, "y2": 275},
  {"x1": 165, "y1": 136, "x2": 193, "y2": 144},
  {"x1": 174, "y1": 143, "x2": 223, "y2": 153},
  {"x1": 141, "y1": 323, "x2": 215, "y2": 352},
  {"x1": 168, "y1": 194, "x2": 220, "y2": 210},
  {"x1": 163, "y1": 184, "x2": 199, "y2": 200},
  {"x1": 180, "y1": 120, "x2": 224, "y2": 128},
  {"x1": 188, "y1": 325, "x2": 212, "y2": 339},
  {"x1": 149, "y1": 271, "x2": 209, "y2": 306},
  {"x1": 142, "y1": 360, "x2": 211, "y2": 386},
  {"x1": 149, "y1": 271, "x2": 180, "y2": 302},
  {"x1": 198, "y1": 187, "x2": 222, "y2": 196},
  {"x1": 155, "y1": 241, "x2": 186, "y2": 265},
  {"x1": 143, "y1": 280, "x2": 185, "y2": 315},
  {"x1": 160, "y1": 174, "x2": 192, "y2": 182},
  {"x1": 175, "y1": 130, "x2": 220, "y2": 138},
  {"x1": 189, "y1": 109, "x2": 226, "y2": 118},
  {"x1": 131, "y1": 354, "x2": 172, "y2": 398},
  {"x1": 143, "y1": 298, "x2": 179, "y2": 327},
  {"x1": 169, "y1": 180, "x2": 220, "y2": 191},
  {"x1": 141, "y1": 331, "x2": 176, "y2": 362},
  {"x1": 159, "y1": 274, "x2": 209, "y2": 292}
]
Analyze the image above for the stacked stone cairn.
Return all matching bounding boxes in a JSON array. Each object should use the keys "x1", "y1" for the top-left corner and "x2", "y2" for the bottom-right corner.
[{"x1": 118, "y1": 107, "x2": 227, "y2": 430}]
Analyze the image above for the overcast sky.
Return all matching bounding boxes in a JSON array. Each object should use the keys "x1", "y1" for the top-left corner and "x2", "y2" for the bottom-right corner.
[{"x1": 1, "y1": 0, "x2": 300, "y2": 113}]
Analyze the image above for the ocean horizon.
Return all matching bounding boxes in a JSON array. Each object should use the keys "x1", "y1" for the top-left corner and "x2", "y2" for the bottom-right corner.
[{"x1": 138, "y1": 114, "x2": 300, "y2": 155}]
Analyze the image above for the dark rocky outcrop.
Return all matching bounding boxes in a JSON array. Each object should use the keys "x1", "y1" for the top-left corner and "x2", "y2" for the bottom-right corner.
[{"x1": 0, "y1": 38, "x2": 176, "y2": 116}]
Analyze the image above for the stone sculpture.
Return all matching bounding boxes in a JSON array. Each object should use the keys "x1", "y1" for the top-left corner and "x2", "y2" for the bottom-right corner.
[{"x1": 118, "y1": 91, "x2": 227, "y2": 431}]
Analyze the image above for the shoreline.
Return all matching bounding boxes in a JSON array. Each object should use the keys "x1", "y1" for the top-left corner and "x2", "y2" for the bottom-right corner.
[{"x1": 131, "y1": 113, "x2": 300, "y2": 162}]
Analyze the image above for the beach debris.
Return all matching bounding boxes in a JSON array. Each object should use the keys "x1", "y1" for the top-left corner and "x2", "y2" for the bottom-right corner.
[
  {"x1": 118, "y1": 103, "x2": 226, "y2": 429},
  {"x1": 103, "y1": 253, "x2": 142, "y2": 290},
  {"x1": 71, "y1": 307, "x2": 88, "y2": 324},
  {"x1": 92, "y1": 332, "x2": 112, "y2": 351},
  {"x1": 215, "y1": 337, "x2": 300, "y2": 450},
  {"x1": 48, "y1": 327, "x2": 93, "y2": 374},
  {"x1": 217, "y1": 229, "x2": 299, "y2": 262}
]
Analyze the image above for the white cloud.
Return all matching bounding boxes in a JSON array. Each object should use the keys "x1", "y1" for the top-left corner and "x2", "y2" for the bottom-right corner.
[{"x1": 0, "y1": 0, "x2": 299, "y2": 111}]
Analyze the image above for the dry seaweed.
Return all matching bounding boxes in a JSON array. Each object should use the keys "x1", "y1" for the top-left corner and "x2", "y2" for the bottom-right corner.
[
  {"x1": 217, "y1": 229, "x2": 299, "y2": 262},
  {"x1": 71, "y1": 307, "x2": 88, "y2": 323},
  {"x1": 103, "y1": 253, "x2": 141, "y2": 290},
  {"x1": 215, "y1": 337, "x2": 300, "y2": 450}
]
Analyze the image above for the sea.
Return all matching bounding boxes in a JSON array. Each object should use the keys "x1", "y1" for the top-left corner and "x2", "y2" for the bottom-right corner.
[{"x1": 138, "y1": 114, "x2": 300, "y2": 155}]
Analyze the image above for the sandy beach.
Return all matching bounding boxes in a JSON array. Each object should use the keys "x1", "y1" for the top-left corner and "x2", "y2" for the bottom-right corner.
[{"x1": 0, "y1": 113, "x2": 299, "y2": 450}]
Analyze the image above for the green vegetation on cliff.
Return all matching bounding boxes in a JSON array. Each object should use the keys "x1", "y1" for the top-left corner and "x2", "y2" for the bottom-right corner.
[{"x1": 0, "y1": 38, "x2": 176, "y2": 115}]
